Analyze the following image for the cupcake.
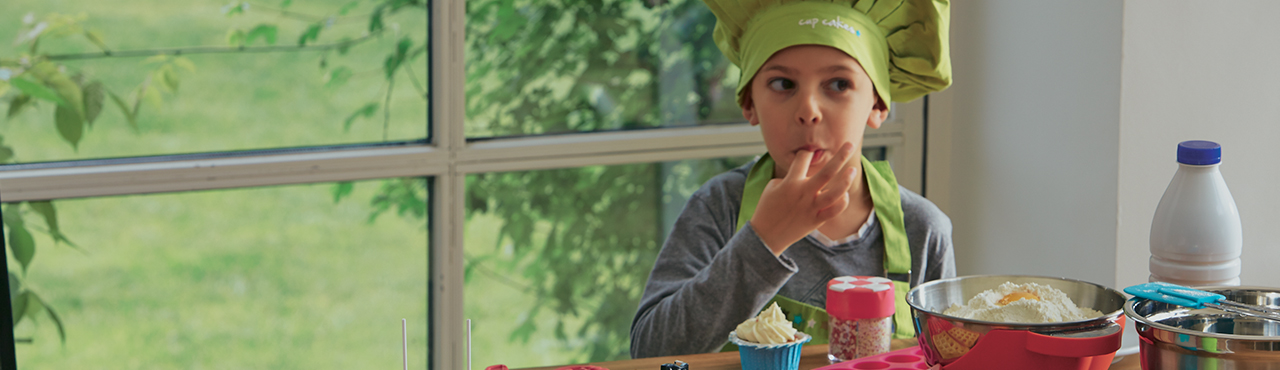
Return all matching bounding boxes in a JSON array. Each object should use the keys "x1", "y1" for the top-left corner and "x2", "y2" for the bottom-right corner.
[{"x1": 727, "y1": 302, "x2": 812, "y2": 370}]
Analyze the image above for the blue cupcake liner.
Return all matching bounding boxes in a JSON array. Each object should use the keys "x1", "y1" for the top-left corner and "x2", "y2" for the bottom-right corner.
[{"x1": 728, "y1": 331, "x2": 812, "y2": 370}]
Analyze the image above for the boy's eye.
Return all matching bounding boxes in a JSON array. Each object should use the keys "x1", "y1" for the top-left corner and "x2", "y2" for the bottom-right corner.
[
  {"x1": 827, "y1": 79, "x2": 851, "y2": 92},
  {"x1": 767, "y1": 78, "x2": 795, "y2": 91}
]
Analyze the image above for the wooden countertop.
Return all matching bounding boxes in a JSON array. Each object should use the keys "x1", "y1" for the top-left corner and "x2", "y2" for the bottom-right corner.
[{"x1": 516, "y1": 339, "x2": 1142, "y2": 370}]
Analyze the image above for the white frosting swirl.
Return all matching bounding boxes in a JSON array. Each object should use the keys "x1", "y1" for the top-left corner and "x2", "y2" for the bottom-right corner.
[{"x1": 735, "y1": 302, "x2": 797, "y2": 344}]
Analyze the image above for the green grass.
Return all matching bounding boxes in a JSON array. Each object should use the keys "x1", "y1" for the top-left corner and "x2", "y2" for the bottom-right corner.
[{"x1": 12, "y1": 181, "x2": 429, "y2": 369}]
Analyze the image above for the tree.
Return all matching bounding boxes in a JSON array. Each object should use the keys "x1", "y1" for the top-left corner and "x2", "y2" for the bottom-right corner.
[{"x1": 447, "y1": 0, "x2": 742, "y2": 363}]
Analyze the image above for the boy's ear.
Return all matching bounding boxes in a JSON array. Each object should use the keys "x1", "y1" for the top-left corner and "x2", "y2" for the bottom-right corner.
[
  {"x1": 741, "y1": 95, "x2": 760, "y2": 126},
  {"x1": 866, "y1": 97, "x2": 889, "y2": 129}
]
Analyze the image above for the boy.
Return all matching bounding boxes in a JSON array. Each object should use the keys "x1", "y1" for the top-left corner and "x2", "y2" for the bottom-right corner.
[{"x1": 630, "y1": 0, "x2": 955, "y2": 357}]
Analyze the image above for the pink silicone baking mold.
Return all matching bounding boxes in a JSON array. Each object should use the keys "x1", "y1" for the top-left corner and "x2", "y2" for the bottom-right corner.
[{"x1": 812, "y1": 345, "x2": 929, "y2": 370}]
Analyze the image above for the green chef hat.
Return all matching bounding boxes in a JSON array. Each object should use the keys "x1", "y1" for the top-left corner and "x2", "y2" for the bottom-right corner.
[{"x1": 704, "y1": 0, "x2": 952, "y2": 108}]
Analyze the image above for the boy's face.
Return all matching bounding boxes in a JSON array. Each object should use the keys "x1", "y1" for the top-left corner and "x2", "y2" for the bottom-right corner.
[{"x1": 742, "y1": 45, "x2": 888, "y2": 178}]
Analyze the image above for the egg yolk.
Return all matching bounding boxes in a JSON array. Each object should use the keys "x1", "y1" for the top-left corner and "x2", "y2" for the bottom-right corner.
[{"x1": 997, "y1": 291, "x2": 1040, "y2": 306}]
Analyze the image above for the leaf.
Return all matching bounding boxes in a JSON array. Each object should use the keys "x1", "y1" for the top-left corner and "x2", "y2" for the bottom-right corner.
[
  {"x1": 82, "y1": 80, "x2": 104, "y2": 126},
  {"x1": 337, "y1": 37, "x2": 354, "y2": 55},
  {"x1": 384, "y1": 55, "x2": 401, "y2": 80},
  {"x1": 381, "y1": 37, "x2": 412, "y2": 80},
  {"x1": 106, "y1": 90, "x2": 137, "y2": 130},
  {"x1": 7, "y1": 272, "x2": 18, "y2": 304},
  {"x1": 298, "y1": 23, "x2": 322, "y2": 46},
  {"x1": 10, "y1": 76, "x2": 66, "y2": 106},
  {"x1": 0, "y1": 137, "x2": 12, "y2": 163},
  {"x1": 161, "y1": 68, "x2": 179, "y2": 92},
  {"x1": 12, "y1": 291, "x2": 29, "y2": 325},
  {"x1": 227, "y1": 29, "x2": 246, "y2": 46},
  {"x1": 491, "y1": 6, "x2": 521, "y2": 42},
  {"x1": 55, "y1": 104, "x2": 83, "y2": 149},
  {"x1": 83, "y1": 29, "x2": 108, "y2": 51},
  {"x1": 397, "y1": 36, "x2": 412, "y2": 57},
  {"x1": 331, "y1": 181, "x2": 354, "y2": 203},
  {"x1": 368, "y1": 5, "x2": 385, "y2": 33},
  {"x1": 245, "y1": 24, "x2": 278, "y2": 46},
  {"x1": 22, "y1": 291, "x2": 43, "y2": 323},
  {"x1": 280, "y1": 0, "x2": 293, "y2": 8},
  {"x1": 222, "y1": 1, "x2": 247, "y2": 16},
  {"x1": 7, "y1": 222, "x2": 36, "y2": 274},
  {"x1": 0, "y1": 80, "x2": 9, "y2": 97},
  {"x1": 27, "y1": 201, "x2": 74, "y2": 247},
  {"x1": 8, "y1": 94, "x2": 31, "y2": 118},
  {"x1": 30, "y1": 292, "x2": 66, "y2": 344},
  {"x1": 47, "y1": 72, "x2": 85, "y2": 117},
  {"x1": 343, "y1": 102, "x2": 378, "y2": 131},
  {"x1": 325, "y1": 66, "x2": 352, "y2": 88},
  {"x1": 27, "y1": 201, "x2": 57, "y2": 234}
]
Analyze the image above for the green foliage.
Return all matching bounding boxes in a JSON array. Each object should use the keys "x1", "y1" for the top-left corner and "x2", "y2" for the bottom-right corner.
[
  {"x1": 10, "y1": 76, "x2": 66, "y2": 106},
  {"x1": 54, "y1": 105, "x2": 82, "y2": 149},
  {"x1": 368, "y1": 178, "x2": 428, "y2": 224},
  {"x1": 444, "y1": 0, "x2": 743, "y2": 363},
  {"x1": 7, "y1": 95, "x2": 31, "y2": 118},
  {"x1": 2, "y1": 202, "x2": 70, "y2": 343},
  {"x1": 331, "y1": 181, "x2": 355, "y2": 203},
  {"x1": 298, "y1": 23, "x2": 323, "y2": 46},
  {"x1": 246, "y1": 24, "x2": 279, "y2": 46},
  {"x1": 464, "y1": 0, "x2": 737, "y2": 138},
  {"x1": 3, "y1": 204, "x2": 37, "y2": 274},
  {"x1": 81, "y1": 80, "x2": 104, "y2": 126},
  {"x1": 466, "y1": 165, "x2": 664, "y2": 361},
  {"x1": 0, "y1": 136, "x2": 14, "y2": 163}
]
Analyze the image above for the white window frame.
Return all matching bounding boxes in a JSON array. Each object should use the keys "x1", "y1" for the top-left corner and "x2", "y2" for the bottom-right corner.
[{"x1": 0, "y1": 1, "x2": 927, "y2": 368}]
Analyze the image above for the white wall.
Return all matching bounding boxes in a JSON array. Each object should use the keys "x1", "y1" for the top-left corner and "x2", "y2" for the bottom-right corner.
[
  {"x1": 930, "y1": 1, "x2": 1280, "y2": 290},
  {"x1": 931, "y1": 1, "x2": 1124, "y2": 285},
  {"x1": 1117, "y1": 1, "x2": 1280, "y2": 288}
]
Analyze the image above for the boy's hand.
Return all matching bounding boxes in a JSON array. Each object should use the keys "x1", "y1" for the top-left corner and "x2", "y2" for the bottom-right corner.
[{"x1": 750, "y1": 142, "x2": 857, "y2": 256}]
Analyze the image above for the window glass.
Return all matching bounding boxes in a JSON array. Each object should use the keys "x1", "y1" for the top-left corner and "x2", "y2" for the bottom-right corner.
[
  {"x1": 465, "y1": 0, "x2": 740, "y2": 138},
  {"x1": 464, "y1": 156, "x2": 754, "y2": 368},
  {"x1": 0, "y1": 0, "x2": 427, "y2": 164},
  {"x1": 6, "y1": 179, "x2": 428, "y2": 369}
]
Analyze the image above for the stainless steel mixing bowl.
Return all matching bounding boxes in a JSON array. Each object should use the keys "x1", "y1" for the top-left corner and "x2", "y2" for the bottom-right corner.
[
  {"x1": 1125, "y1": 285, "x2": 1280, "y2": 369},
  {"x1": 906, "y1": 275, "x2": 1128, "y2": 367}
]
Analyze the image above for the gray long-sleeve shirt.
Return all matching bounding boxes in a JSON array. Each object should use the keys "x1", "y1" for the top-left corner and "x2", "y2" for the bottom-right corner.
[{"x1": 630, "y1": 161, "x2": 956, "y2": 358}]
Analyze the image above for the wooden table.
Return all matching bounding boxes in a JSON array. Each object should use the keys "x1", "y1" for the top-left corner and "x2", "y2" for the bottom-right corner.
[{"x1": 518, "y1": 339, "x2": 1142, "y2": 370}]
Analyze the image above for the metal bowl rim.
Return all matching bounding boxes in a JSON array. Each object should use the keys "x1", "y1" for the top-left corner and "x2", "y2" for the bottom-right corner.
[
  {"x1": 906, "y1": 274, "x2": 1127, "y2": 327},
  {"x1": 1123, "y1": 285, "x2": 1280, "y2": 341}
]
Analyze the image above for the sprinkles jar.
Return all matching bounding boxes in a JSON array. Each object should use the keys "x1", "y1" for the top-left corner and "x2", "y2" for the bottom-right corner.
[{"x1": 826, "y1": 276, "x2": 895, "y2": 363}]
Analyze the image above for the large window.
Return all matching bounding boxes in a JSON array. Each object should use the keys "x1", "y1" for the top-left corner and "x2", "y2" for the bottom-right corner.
[{"x1": 1, "y1": 1, "x2": 927, "y2": 369}]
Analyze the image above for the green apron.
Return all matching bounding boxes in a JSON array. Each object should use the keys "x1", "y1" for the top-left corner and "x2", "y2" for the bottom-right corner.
[{"x1": 724, "y1": 154, "x2": 914, "y2": 351}]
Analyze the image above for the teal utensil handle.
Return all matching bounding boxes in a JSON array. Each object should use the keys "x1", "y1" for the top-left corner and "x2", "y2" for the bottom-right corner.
[{"x1": 1124, "y1": 282, "x2": 1224, "y2": 309}]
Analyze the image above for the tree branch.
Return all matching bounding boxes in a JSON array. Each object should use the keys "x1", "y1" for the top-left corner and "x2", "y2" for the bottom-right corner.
[
  {"x1": 383, "y1": 77, "x2": 395, "y2": 141},
  {"x1": 403, "y1": 57, "x2": 428, "y2": 101},
  {"x1": 45, "y1": 33, "x2": 380, "y2": 61}
]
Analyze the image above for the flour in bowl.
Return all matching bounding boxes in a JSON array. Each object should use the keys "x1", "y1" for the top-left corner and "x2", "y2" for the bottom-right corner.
[{"x1": 942, "y1": 282, "x2": 1103, "y2": 323}]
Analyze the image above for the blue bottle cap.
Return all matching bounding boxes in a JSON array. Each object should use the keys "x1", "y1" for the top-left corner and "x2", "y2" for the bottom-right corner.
[{"x1": 1177, "y1": 140, "x2": 1221, "y2": 165}]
